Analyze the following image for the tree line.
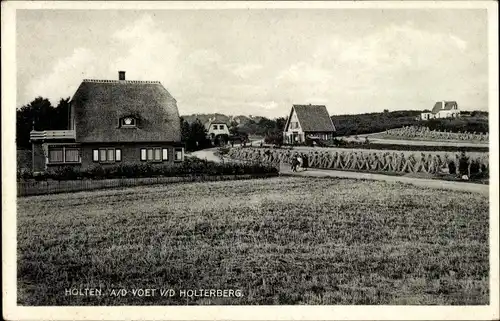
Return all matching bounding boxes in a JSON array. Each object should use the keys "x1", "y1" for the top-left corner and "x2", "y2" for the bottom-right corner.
[{"x1": 16, "y1": 97, "x2": 71, "y2": 149}]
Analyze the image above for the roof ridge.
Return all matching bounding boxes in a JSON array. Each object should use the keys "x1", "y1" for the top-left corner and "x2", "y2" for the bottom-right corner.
[{"x1": 82, "y1": 79, "x2": 161, "y2": 84}]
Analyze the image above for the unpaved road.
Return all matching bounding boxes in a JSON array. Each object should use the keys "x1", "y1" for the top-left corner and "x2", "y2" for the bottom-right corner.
[{"x1": 280, "y1": 165, "x2": 489, "y2": 195}]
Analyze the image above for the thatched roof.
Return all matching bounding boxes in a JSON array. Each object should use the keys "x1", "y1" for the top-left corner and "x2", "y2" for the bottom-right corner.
[
  {"x1": 71, "y1": 79, "x2": 181, "y2": 143},
  {"x1": 285, "y1": 104, "x2": 336, "y2": 132},
  {"x1": 431, "y1": 101, "x2": 458, "y2": 114}
]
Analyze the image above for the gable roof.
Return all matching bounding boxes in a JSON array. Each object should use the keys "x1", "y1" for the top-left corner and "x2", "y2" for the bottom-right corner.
[
  {"x1": 71, "y1": 79, "x2": 181, "y2": 143},
  {"x1": 431, "y1": 101, "x2": 458, "y2": 114},
  {"x1": 285, "y1": 104, "x2": 336, "y2": 132}
]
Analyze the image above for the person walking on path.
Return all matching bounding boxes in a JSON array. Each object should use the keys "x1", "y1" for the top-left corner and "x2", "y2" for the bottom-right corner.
[{"x1": 301, "y1": 153, "x2": 309, "y2": 171}]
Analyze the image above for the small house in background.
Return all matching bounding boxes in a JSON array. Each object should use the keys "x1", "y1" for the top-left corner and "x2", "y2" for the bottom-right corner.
[
  {"x1": 283, "y1": 104, "x2": 336, "y2": 144},
  {"x1": 29, "y1": 71, "x2": 184, "y2": 172},
  {"x1": 205, "y1": 116, "x2": 230, "y2": 142},
  {"x1": 421, "y1": 101, "x2": 460, "y2": 120}
]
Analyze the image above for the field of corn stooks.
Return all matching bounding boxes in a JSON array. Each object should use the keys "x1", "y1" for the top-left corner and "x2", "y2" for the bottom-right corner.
[
  {"x1": 380, "y1": 126, "x2": 489, "y2": 142},
  {"x1": 227, "y1": 147, "x2": 489, "y2": 177}
]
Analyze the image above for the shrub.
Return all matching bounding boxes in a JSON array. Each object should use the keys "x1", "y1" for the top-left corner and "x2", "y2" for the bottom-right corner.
[
  {"x1": 28, "y1": 158, "x2": 277, "y2": 181},
  {"x1": 47, "y1": 166, "x2": 81, "y2": 181},
  {"x1": 17, "y1": 168, "x2": 33, "y2": 181}
]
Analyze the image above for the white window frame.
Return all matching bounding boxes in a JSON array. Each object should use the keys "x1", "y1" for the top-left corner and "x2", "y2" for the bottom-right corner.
[
  {"x1": 174, "y1": 147, "x2": 184, "y2": 162},
  {"x1": 141, "y1": 147, "x2": 163, "y2": 162},
  {"x1": 162, "y1": 148, "x2": 169, "y2": 161},
  {"x1": 120, "y1": 117, "x2": 137, "y2": 128},
  {"x1": 93, "y1": 148, "x2": 120, "y2": 163}
]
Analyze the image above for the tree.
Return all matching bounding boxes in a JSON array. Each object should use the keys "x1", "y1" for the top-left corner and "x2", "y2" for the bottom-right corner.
[
  {"x1": 17, "y1": 97, "x2": 54, "y2": 148},
  {"x1": 53, "y1": 97, "x2": 71, "y2": 129},
  {"x1": 228, "y1": 120, "x2": 239, "y2": 135},
  {"x1": 275, "y1": 117, "x2": 286, "y2": 131}
]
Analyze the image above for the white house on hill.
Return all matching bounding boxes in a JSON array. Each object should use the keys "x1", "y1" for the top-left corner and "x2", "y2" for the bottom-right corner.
[
  {"x1": 205, "y1": 117, "x2": 230, "y2": 138},
  {"x1": 421, "y1": 101, "x2": 460, "y2": 120}
]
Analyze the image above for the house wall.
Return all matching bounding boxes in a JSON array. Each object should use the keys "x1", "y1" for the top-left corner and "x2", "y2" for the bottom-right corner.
[
  {"x1": 306, "y1": 132, "x2": 335, "y2": 140},
  {"x1": 437, "y1": 110, "x2": 460, "y2": 119},
  {"x1": 284, "y1": 109, "x2": 305, "y2": 143},
  {"x1": 32, "y1": 143, "x2": 46, "y2": 172},
  {"x1": 421, "y1": 113, "x2": 433, "y2": 120},
  {"x1": 80, "y1": 142, "x2": 184, "y2": 169}
]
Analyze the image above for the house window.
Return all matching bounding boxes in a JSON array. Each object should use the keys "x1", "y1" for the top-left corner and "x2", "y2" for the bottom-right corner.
[
  {"x1": 213, "y1": 125, "x2": 218, "y2": 130},
  {"x1": 154, "y1": 148, "x2": 161, "y2": 161},
  {"x1": 48, "y1": 146, "x2": 81, "y2": 164},
  {"x1": 174, "y1": 148, "x2": 184, "y2": 162},
  {"x1": 140, "y1": 147, "x2": 163, "y2": 162},
  {"x1": 49, "y1": 148, "x2": 64, "y2": 163},
  {"x1": 65, "y1": 148, "x2": 80, "y2": 163},
  {"x1": 162, "y1": 148, "x2": 168, "y2": 161},
  {"x1": 120, "y1": 117, "x2": 137, "y2": 128},
  {"x1": 219, "y1": 125, "x2": 224, "y2": 130},
  {"x1": 93, "y1": 148, "x2": 120, "y2": 163}
]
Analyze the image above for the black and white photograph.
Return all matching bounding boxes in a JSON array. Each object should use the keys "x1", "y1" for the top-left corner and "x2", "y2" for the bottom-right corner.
[{"x1": 2, "y1": 1, "x2": 498, "y2": 320}]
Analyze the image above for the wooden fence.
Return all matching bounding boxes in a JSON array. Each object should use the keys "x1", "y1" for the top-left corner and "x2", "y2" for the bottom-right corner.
[{"x1": 17, "y1": 173, "x2": 278, "y2": 197}]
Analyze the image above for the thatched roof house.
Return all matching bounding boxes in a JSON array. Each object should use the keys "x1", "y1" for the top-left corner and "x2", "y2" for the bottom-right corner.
[
  {"x1": 30, "y1": 71, "x2": 184, "y2": 171},
  {"x1": 71, "y1": 79, "x2": 181, "y2": 143},
  {"x1": 283, "y1": 104, "x2": 336, "y2": 144}
]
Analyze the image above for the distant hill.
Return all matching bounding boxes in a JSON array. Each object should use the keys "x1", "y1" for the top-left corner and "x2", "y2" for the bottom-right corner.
[
  {"x1": 180, "y1": 110, "x2": 489, "y2": 138},
  {"x1": 180, "y1": 113, "x2": 265, "y2": 126}
]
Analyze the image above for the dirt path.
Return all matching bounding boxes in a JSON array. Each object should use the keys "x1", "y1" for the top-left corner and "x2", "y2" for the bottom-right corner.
[
  {"x1": 189, "y1": 148, "x2": 222, "y2": 162},
  {"x1": 280, "y1": 165, "x2": 489, "y2": 195}
]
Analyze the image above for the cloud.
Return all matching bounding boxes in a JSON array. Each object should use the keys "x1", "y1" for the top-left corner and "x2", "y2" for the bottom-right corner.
[
  {"x1": 23, "y1": 14, "x2": 184, "y2": 105},
  {"x1": 111, "y1": 15, "x2": 182, "y2": 85},
  {"x1": 226, "y1": 63, "x2": 263, "y2": 79},
  {"x1": 24, "y1": 48, "x2": 97, "y2": 104},
  {"x1": 273, "y1": 22, "x2": 485, "y2": 114}
]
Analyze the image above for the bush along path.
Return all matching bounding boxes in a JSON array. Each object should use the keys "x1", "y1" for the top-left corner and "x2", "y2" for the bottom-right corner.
[
  {"x1": 17, "y1": 156, "x2": 278, "y2": 181},
  {"x1": 227, "y1": 147, "x2": 489, "y2": 180}
]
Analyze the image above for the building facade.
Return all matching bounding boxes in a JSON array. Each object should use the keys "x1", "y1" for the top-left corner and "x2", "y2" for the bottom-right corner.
[
  {"x1": 283, "y1": 104, "x2": 336, "y2": 144},
  {"x1": 30, "y1": 71, "x2": 184, "y2": 172},
  {"x1": 421, "y1": 101, "x2": 460, "y2": 120}
]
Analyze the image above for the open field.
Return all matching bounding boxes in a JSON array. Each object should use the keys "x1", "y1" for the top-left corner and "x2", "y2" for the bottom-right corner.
[{"x1": 18, "y1": 177, "x2": 489, "y2": 305}]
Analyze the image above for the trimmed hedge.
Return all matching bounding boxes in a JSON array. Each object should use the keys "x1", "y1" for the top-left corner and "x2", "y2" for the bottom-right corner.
[{"x1": 17, "y1": 157, "x2": 278, "y2": 181}]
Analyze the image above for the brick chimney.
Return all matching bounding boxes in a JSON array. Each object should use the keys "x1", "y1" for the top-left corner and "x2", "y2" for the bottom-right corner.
[{"x1": 119, "y1": 71, "x2": 126, "y2": 81}]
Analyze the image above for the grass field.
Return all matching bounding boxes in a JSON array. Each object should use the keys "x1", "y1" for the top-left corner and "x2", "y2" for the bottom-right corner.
[{"x1": 17, "y1": 177, "x2": 489, "y2": 305}]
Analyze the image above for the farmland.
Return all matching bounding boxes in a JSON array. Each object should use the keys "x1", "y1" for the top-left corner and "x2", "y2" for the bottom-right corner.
[{"x1": 17, "y1": 177, "x2": 489, "y2": 305}]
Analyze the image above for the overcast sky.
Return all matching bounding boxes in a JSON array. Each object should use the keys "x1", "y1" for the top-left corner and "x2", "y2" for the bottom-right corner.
[{"x1": 16, "y1": 9, "x2": 488, "y2": 118}]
